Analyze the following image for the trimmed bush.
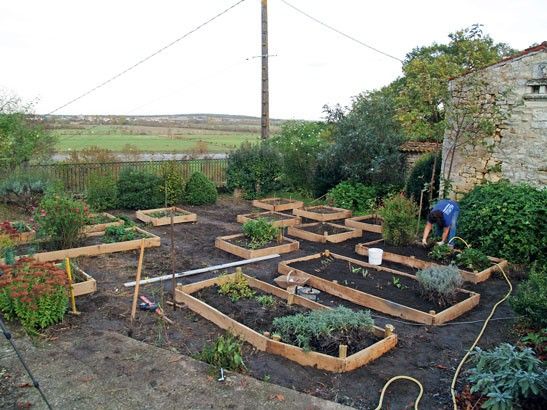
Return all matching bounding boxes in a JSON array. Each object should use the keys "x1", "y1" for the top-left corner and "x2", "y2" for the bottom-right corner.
[
  {"x1": 183, "y1": 172, "x2": 217, "y2": 205},
  {"x1": 226, "y1": 142, "x2": 283, "y2": 199},
  {"x1": 459, "y1": 181, "x2": 547, "y2": 264},
  {"x1": 510, "y1": 263, "x2": 547, "y2": 329},
  {"x1": 405, "y1": 152, "x2": 441, "y2": 216},
  {"x1": 86, "y1": 171, "x2": 118, "y2": 211},
  {"x1": 379, "y1": 195, "x2": 418, "y2": 246},
  {"x1": 117, "y1": 168, "x2": 163, "y2": 210},
  {"x1": 327, "y1": 181, "x2": 377, "y2": 213}
]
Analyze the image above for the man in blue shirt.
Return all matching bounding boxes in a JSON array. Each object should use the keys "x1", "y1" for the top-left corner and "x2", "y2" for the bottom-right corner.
[{"x1": 421, "y1": 199, "x2": 460, "y2": 247}]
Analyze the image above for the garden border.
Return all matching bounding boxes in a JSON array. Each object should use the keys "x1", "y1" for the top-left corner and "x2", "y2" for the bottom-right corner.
[
  {"x1": 7, "y1": 223, "x2": 36, "y2": 244},
  {"x1": 82, "y1": 212, "x2": 123, "y2": 234},
  {"x1": 236, "y1": 211, "x2": 301, "y2": 228},
  {"x1": 215, "y1": 234, "x2": 299, "y2": 259},
  {"x1": 277, "y1": 251, "x2": 480, "y2": 325},
  {"x1": 345, "y1": 215, "x2": 383, "y2": 233},
  {"x1": 354, "y1": 243, "x2": 508, "y2": 284},
  {"x1": 293, "y1": 206, "x2": 352, "y2": 222},
  {"x1": 71, "y1": 266, "x2": 97, "y2": 297},
  {"x1": 252, "y1": 197, "x2": 304, "y2": 212},
  {"x1": 136, "y1": 207, "x2": 197, "y2": 226},
  {"x1": 287, "y1": 222, "x2": 361, "y2": 243},
  {"x1": 174, "y1": 272, "x2": 397, "y2": 372}
]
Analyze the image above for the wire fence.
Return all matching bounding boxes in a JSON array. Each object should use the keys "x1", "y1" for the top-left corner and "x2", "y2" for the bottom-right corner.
[{"x1": 4, "y1": 159, "x2": 228, "y2": 193}]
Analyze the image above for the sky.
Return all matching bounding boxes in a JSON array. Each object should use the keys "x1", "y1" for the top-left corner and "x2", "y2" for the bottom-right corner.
[{"x1": 0, "y1": 0, "x2": 545, "y2": 120}]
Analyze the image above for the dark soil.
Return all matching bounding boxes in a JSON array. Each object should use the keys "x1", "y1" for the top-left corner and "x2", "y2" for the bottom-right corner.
[
  {"x1": 226, "y1": 236, "x2": 289, "y2": 250},
  {"x1": 305, "y1": 206, "x2": 343, "y2": 214},
  {"x1": 246, "y1": 212, "x2": 294, "y2": 222},
  {"x1": 261, "y1": 198, "x2": 295, "y2": 205},
  {"x1": 288, "y1": 257, "x2": 469, "y2": 312},
  {"x1": 360, "y1": 231, "x2": 383, "y2": 244},
  {"x1": 147, "y1": 210, "x2": 189, "y2": 218},
  {"x1": 354, "y1": 216, "x2": 382, "y2": 225},
  {"x1": 300, "y1": 223, "x2": 351, "y2": 235},
  {"x1": 0, "y1": 196, "x2": 523, "y2": 409}
]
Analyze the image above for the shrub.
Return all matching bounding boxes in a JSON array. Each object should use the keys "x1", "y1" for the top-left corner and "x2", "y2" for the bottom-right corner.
[
  {"x1": 326, "y1": 181, "x2": 377, "y2": 213},
  {"x1": 218, "y1": 271, "x2": 255, "y2": 302},
  {"x1": 510, "y1": 263, "x2": 547, "y2": 329},
  {"x1": 86, "y1": 171, "x2": 118, "y2": 211},
  {"x1": 271, "y1": 306, "x2": 374, "y2": 352},
  {"x1": 226, "y1": 142, "x2": 283, "y2": 199},
  {"x1": 117, "y1": 168, "x2": 163, "y2": 210},
  {"x1": 467, "y1": 343, "x2": 547, "y2": 410},
  {"x1": 242, "y1": 218, "x2": 279, "y2": 249},
  {"x1": 379, "y1": 195, "x2": 418, "y2": 246},
  {"x1": 159, "y1": 161, "x2": 184, "y2": 206},
  {"x1": 405, "y1": 152, "x2": 441, "y2": 216},
  {"x1": 458, "y1": 181, "x2": 547, "y2": 265},
  {"x1": 34, "y1": 193, "x2": 87, "y2": 249},
  {"x1": 455, "y1": 248, "x2": 491, "y2": 271},
  {"x1": 0, "y1": 258, "x2": 68, "y2": 334},
  {"x1": 183, "y1": 172, "x2": 217, "y2": 205},
  {"x1": 416, "y1": 264, "x2": 463, "y2": 307},
  {"x1": 196, "y1": 333, "x2": 246, "y2": 372},
  {"x1": 0, "y1": 171, "x2": 51, "y2": 210}
]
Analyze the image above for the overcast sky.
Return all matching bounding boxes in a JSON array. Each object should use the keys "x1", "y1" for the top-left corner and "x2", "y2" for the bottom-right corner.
[{"x1": 1, "y1": 0, "x2": 545, "y2": 120}]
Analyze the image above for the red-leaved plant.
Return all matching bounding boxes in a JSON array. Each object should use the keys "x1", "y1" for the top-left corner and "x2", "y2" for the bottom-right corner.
[{"x1": 0, "y1": 258, "x2": 69, "y2": 334}]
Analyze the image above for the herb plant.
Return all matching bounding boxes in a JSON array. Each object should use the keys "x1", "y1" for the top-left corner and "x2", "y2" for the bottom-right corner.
[
  {"x1": 255, "y1": 295, "x2": 275, "y2": 308},
  {"x1": 271, "y1": 306, "x2": 374, "y2": 351},
  {"x1": 379, "y1": 195, "x2": 418, "y2": 246},
  {"x1": 416, "y1": 264, "x2": 463, "y2": 307},
  {"x1": 242, "y1": 218, "x2": 279, "y2": 249},
  {"x1": 218, "y1": 272, "x2": 256, "y2": 302},
  {"x1": 467, "y1": 343, "x2": 547, "y2": 410},
  {"x1": 196, "y1": 333, "x2": 246, "y2": 372},
  {"x1": 510, "y1": 263, "x2": 547, "y2": 329}
]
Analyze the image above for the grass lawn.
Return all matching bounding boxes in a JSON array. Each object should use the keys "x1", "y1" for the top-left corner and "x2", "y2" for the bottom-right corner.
[{"x1": 54, "y1": 125, "x2": 260, "y2": 153}]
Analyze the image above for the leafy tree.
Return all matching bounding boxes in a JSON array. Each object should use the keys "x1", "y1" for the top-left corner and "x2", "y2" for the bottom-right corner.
[
  {"x1": 405, "y1": 152, "x2": 441, "y2": 215},
  {"x1": 0, "y1": 93, "x2": 56, "y2": 168},
  {"x1": 396, "y1": 24, "x2": 514, "y2": 141}
]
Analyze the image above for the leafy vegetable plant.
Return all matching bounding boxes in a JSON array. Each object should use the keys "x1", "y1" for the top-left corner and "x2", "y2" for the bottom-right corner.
[
  {"x1": 218, "y1": 271, "x2": 256, "y2": 302},
  {"x1": 456, "y1": 247, "x2": 491, "y2": 271},
  {"x1": 428, "y1": 243, "x2": 454, "y2": 263},
  {"x1": 102, "y1": 226, "x2": 136, "y2": 243},
  {"x1": 196, "y1": 333, "x2": 246, "y2": 372},
  {"x1": 242, "y1": 218, "x2": 279, "y2": 249},
  {"x1": 255, "y1": 295, "x2": 275, "y2": 308}
]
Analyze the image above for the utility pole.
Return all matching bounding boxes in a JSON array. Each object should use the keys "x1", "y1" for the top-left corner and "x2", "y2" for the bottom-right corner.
[{"x1": 261, "y1": 0, "x2": 269, "y2": 139}]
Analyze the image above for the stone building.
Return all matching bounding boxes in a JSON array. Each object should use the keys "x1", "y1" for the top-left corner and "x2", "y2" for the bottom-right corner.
[{"x1": 441, "y1": 42, "x2": 547, "y2": 198}]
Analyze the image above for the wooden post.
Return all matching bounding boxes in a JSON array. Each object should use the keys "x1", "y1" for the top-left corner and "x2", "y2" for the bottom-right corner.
[
  {"x1": 65, "y1": 257, "x2": 80, "y2": 315},
  {"x1": 130, "y1": 240, "x2": 146, "y2": 324},
  {"x1": 385, "y1": 324, "x2": 394, "y2": 337},
  {"x1": 339, "y1": 344, "x2": 348, "y2": 359},
  {"x1": 171, "y1": 207, "x2": 176, "y2": 311},
  {"x1": 260, "y1": 0, "x2": 269, "y2": 139}
]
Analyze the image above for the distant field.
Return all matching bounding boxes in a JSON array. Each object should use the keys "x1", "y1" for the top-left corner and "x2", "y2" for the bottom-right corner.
[{"x1": 54, "y1": 125, "x2": 260, "y2": 153}]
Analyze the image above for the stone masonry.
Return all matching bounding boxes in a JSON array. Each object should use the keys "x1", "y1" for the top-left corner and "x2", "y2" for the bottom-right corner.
[{"x1": 441, "y1": 42, "x2": 547, "y2": 199}]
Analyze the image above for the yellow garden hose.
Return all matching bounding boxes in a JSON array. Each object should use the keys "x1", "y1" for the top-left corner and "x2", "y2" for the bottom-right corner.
[
  {"x1": 374, "y1": 375, "x2": 424, "y2": 410},
  {"x1": 450, "y1": 263, "x2": 513, "y2": 409}
]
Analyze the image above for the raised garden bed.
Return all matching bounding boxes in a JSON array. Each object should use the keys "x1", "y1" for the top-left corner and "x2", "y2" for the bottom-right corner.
[
  {"x1": 0, "y1": 221, "x2": 35, "y2": 244},
  {"x1": 251, "y1": 197, "x2": 304, "y2": 212},
  {"x1": 215, "y1": 233, "x2": 299, "y2": 259},
  {"x1": 345, "y1": 215, "x2": 383, "y2": 233},
  {"x1": 55, "y1": 262, "x2": 97, "y2": 297},
  {"x1": 278, "y1": 251, "x2": 480, "y2": 325},
  {"x1": 355, "y1": 243, "x2": 508, "y2": 284},
  {"x1": 175, "y1": 272, "x2": 397, "y2": 372},
  {"x1": 293, "y1": 205, "x2": 352, "y2": 222},
  {"x1": 82, "y1": 212, "x2": 123, "y2": 234},
  {"x1": 11, "y1": 227, "x2": 160, "y2": 263},
  {"x1": 236, "y1": 211, "x2": 300, "y2": 228},
  {"x1": 287, "y1": 222, "x2": 361, "y2": 243},
  {"x1": 136, "y1": 207, "x2": 197, "y2": 226}
]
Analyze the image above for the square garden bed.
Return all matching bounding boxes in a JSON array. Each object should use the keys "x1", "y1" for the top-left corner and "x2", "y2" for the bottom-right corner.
[
  {"x1": 0, "y1": 221, "x2": 35, "y2": 244},
  {"x1": 174, "y1": 271, "x2": 397, "y2": 372},
  {"x1": 287, "y1": 222, "x2": 361, "y2": 243},
  {"x1": 236, "y1": 211, "x2": 300, "y2": 228},
  {"x1": 215, "y1": 234, "x2": 299, "y2": 259},
  {"x1": 136, "y1": 207, "x2": 197, "y2": 226},
  {"x1": 345, "y1": 215, "x2": 383, "y2": 234},
  {"x1": 55, "y1": 261, "x2": 97, "y2": 297},
  {"x1": 293, "y1": 205, "x2": 351, "y2": 222},
  {"x1": 82, "y1": 212, "x2": 123, "y2": 234},
  {"x1": 251, "y1": 197, "x2": 304, "y2": 212},
  {"x1": 278, "y1": 251, "x2": 480, "y2": 325}
]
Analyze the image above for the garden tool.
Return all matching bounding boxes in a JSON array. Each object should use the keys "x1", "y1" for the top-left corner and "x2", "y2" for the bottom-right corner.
[
  {"x1": 64, "y1": 257, "x2": 81, "y2": 316},
  {"x1": 139, "y1": 295, "x2": 174, "y2": 324}
]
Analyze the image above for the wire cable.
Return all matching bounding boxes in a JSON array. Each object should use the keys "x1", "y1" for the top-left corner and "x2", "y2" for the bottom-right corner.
[
  {"x1": 280, "y1": 0, "x2": 403, "y2": 63},
  {"x1": 0, "y1": 316, "x2": 53, "y2": 410},
  {"x1": 47, "y1": 0, "x2": 248, "y2": 115}
]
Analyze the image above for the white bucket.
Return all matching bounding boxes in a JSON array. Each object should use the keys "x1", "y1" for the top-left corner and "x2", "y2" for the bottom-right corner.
[{"x1": 368, "y1": 248, "x2": 383, "y2": 265}]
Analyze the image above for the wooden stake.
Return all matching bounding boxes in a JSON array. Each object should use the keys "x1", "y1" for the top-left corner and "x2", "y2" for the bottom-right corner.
[
  {"x1": 339, "y1": 344, "x2": 348, "y2": 359},
  {"x1": 65, "y1": 257, "x2": 80, "y2": 315},
  {"x1": 171, "y1": 207, "x2": 176, "y2": 311},
  {"x1": 130, "y1": 240, "x2": 146, "y2": 324}
]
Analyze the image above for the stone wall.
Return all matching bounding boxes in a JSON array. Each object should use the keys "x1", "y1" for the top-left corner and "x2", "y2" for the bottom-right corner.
[{"x1": 441, "y1": 47, "x2": 547, "y2": 199}]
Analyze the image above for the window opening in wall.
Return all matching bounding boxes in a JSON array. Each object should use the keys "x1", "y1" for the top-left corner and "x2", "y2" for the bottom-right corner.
[{"x1": 531, "y1": 85, "x2": 541, "y2": 94}]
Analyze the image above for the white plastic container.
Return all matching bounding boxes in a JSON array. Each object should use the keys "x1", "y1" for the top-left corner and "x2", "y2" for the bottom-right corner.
[{"x1": 368, "y1": 248, "x2": 383, "y2": 265}]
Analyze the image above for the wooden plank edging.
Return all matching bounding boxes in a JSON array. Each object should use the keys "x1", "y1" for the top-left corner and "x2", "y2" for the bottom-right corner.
[
  {"x1": 82, "y1": 212, "x2": 123, "y2": 234},
  {"x1": 293, "y1": 206, "x2": 352, "y2": 222},
  {"x1": 236, "y1": 211, "x2": 301, "y2": 228},
  {"x1": 345, "y1": 215, "x2": 383, "y2": 233},
  {"x1": 215, "y1": 234, "x2": 299, "y2": 259},
  {"x1": 287, "y1": 222, "x2": 361, "y2": 243},
  {"x1": 136, "y1": 207, "x2": 197, "y2": 226},
  {"x1": 252, "y1": 197, "x2": 305, "y2": 212}
]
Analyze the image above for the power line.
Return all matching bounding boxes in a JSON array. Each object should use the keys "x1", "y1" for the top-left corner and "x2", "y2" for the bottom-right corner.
[
  {"x1": 279, "y1": 0, "x2": 403, "y2": 63},
  {"x1": 47, "y1": 0, "x2": 248, "y2": 115}
]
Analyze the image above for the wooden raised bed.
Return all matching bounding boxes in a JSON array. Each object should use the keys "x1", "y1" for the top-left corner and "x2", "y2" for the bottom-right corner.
[
  {"x1": 55, "y1": 263, "x2": 97, "y2": 297},
  {"x1": 236, "y1": 211, "x2": 300, "y2": 228},
  {"x1": 21, "y1": 227, "x2": 160, "y2": 263},
  {"x1": 175, "y1": 272, "x2": 397, "y2": 372},
  {"x1": 287, "y1": 222, "x2": 361, "y2": 243},
  {"x1": 278, "y1": 251, "x2": 480, "y2": 325},
  {"x1": 252, "y1": 197, "x2": 304, "y2": 212},
  {"x1": 355, "y1": 243, "x2": 508, "y2": 284},
  {"x1": 293, "y1": 205, "x2": 351, "y2": 222},
  {"x1": 82, "y1": 212, "x2": 123, "y2": 234},
  {"x1": 136, "y1": 207, "x2": 197, "y2": 226},
  {"x1": 215, "y1": 234, "x2": 299, "y2": 259},
  {"x1": 2, "y1": 223, "x2": 36, "y2": 244},
  {"x1": 345, "y1": 215, "x2": 383, "y2": 234}
]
